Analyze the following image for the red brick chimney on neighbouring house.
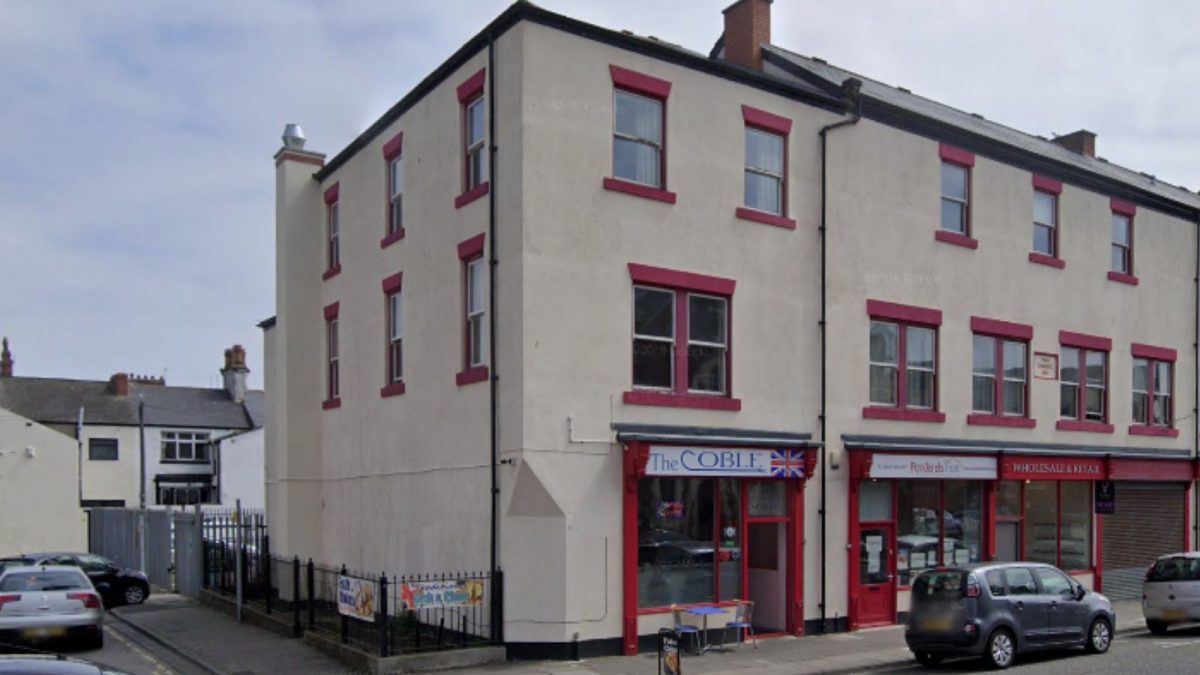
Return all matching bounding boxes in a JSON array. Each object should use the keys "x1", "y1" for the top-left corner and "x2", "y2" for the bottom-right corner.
[
  {"x1": 221, "y1": 344, "x2": 249, "y2": 403},
  {"x1": 0, "y1": 338, "x2": 12, "y2": 378},
  {"x1": 723, "y1": 0, "x2": 772, "y2": 71},
  {"x1": 109, "y1": 373, "x2": 129, "y2": 397},
  {"x1": 1051, "y1": 129, "x2": 1097, "y2": 158}
]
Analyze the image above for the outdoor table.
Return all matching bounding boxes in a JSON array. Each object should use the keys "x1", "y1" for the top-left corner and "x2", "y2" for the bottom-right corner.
[{"x1": 686, "y1": 605, "x2": 729, "y2": 653}]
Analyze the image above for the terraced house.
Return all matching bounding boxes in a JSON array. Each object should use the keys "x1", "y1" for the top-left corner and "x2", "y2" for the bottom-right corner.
[{"x1": 265, "y1": 0, "x2": 1200, "y2": 658}]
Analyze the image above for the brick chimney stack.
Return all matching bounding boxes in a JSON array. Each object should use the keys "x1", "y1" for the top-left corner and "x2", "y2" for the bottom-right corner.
[
  {"x1": 109, "y1": 373, "x2": 129, "y2": 397},
  {"x1": 0, "y1": 338, "x2": 11, "y2": 378},
  {"x1": 221, "y1": 344, "x2": 249, "y2": 403},
  {"x1": 1051, "y1": 130, "x2": 1097, "y2": 158},
  {"x1": 723, "y1": 0, "x2": 772, "y2": 71}
]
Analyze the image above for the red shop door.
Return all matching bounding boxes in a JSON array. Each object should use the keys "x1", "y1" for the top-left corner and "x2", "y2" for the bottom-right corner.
[{"x1": 857, "y1": 524, "x2": 896, "y2": 627}]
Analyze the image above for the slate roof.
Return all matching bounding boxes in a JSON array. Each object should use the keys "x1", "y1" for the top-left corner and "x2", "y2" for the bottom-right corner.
[
  {"x1": 762, "y1": 44, "x2": 1200, "y2": 213},
  {"x1": 0, "y1": 377, "x2": 262, "y2": 431}
]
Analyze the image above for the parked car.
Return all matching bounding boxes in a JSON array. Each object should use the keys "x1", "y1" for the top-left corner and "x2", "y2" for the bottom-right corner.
[
  {"x1": 905, "y1": 563, "x2": 1114, "y2": 669},
  {"x1": 0, "y1": 655, "x2": 132, "y2": 674},
  {"x1": 1142, "y1": 552, "x2": 1200, "y2": 634},
  {"x1": 0, "y1": 554, "x2": 149, "y2": 608},
  {"x1": 0, "y1": 565, "x2": 105, "y2": 651}
]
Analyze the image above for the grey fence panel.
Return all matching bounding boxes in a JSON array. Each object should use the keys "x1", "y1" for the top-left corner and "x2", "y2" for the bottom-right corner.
[
  {"x1": 144, "y1": 509, "x2": 173, "y2": 590},
  {"x1": 173, "y1": 511, "x2": 203, "y2": 597},
  {"x1": 88, "y1": 509, "x2": 141, "y2": 571}
]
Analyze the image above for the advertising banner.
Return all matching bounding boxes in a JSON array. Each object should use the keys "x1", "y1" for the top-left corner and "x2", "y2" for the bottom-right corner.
[
  {"x1": 1000, "y1": 456, "x2": 1104, "y2": 481},
  {"x1": 869, "y1": 454, "x2": 997, "y2": 480},
  {"x1": 646, "y1": 446, "x2": 806, "y2": 479},
  {"x1": 337, "y1": 576, "x2": 377, "y2": 622},
  {"x1": 1095, "y1": 480, "x2": 1116, "y2": 514},
  {"x1": 399, "y1": 579, "x2": 485, "y2": 612}
]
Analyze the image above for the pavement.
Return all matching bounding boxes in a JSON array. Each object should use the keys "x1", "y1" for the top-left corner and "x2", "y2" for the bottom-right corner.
[{"x1": 109, "y1": 594, "x2": 1147, "y2": 675}]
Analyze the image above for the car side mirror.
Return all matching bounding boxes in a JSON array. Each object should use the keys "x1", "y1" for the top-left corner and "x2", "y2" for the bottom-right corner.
[{"x1": 1073, "y1": 584, "x2": 1087, "y2": 601}]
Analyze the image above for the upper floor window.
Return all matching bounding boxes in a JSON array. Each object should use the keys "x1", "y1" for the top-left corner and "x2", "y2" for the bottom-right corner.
[
  {"x1": 613, "y1": 89, "x2": 663, "y2": 188},
  {"x1": 940, "y1": 161, "x2": 970, "y2": 235},
  {"x1": 466, "y1": 258, "x2": 485, "y2": 368},
  {"x1": 744, "y1": 128, "x2": 784, "y2": 216},
  {"x1": 88, "y1": 438, "x2": 118, "y2": 461},
  {"x1": 1060, "y1": 347, "x2": 1106, "y2": 422},
  {"x1": 323, "y1": 182, "x2": 340, "y2": 276},
  {"x1": 162, "y1": 431, "x2": 210, "y2": 462},
  {"x1": 1033, "y1": 190, "x2": 1058, "y2": 257},
  {"x1": 465, "y1": 96, "x2": 486, "y2": 190},
  {"x1": 388, "y1": 292, "x2": 403, "y2": 385},
  {"x1": 633, "y1": 286, "x2": 728, "y2": 394},
  {"x1": 1133, "y1": 358, "x2": 1172, "y2": 428},
  {"x1": 972, "y1": 336, "x2": 1028, "y2": 416},
  {"x1": 389, "y1": 156, "x2": 403, "y2": 236},
  {"x1": 324, "y1": 303, "x2": 340, "y2": 406},
  {"x1": 1111, "y1": 212, "x2": 1132, "y2": 274},
  {"x1": 870, "y1": 320, "x2": 936, "y2": 409}
]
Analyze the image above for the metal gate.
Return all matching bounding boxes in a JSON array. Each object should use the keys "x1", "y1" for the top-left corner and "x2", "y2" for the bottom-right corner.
[
  {"x1": 87, "y1": 507, "x2": 204, "y2": 597},
  {"x1": 1102, "y1": 482, "x2": 1187, "y2": 600}
]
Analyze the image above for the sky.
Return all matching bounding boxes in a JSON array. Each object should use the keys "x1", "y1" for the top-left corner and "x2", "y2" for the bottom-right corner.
[{"x1": 1, "y1": 0, "x2": 1197, "y2": 390}]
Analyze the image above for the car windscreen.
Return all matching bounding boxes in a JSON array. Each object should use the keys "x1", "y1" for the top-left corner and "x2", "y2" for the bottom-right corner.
[
  {"x1": 912, "y1": 570, "x2": 967, "y2": 601},
  {"x1": 0, "y1": 571, "x2": 90, "y2": 592},
  {"x1": 1148, "y1": 557, "x2": 1200, "y2": 582}
]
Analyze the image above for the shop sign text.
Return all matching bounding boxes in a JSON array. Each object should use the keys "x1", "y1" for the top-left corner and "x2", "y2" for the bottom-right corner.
[
  {"x1": 869, "y1": 454, "x2": 997, "y2": 480},
  {"x1": 1001, "y1": 456, "x2": 1104, "y2": 480},
  {"x1": 646, "y1": 446, "x2": 805, "y2": 479}
]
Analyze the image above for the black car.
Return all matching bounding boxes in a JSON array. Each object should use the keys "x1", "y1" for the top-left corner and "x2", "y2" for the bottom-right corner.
[
  {"x1": 0, "y1": 553, "x2": 149, "y2": 608},
  {"x1": 905, "y1": 563, "x2": 1114, "y2": 669}
]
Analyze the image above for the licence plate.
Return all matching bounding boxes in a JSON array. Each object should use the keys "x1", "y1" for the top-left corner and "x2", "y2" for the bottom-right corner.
[
  {"x1": 1163, "y1": 609, "x2": 1186, "y2": 621},
  {"x1": 919, "y1": 617, "x2": 952, "y2": 632},
  {"x1": 22, "y1": 626, "x2": 66, "y2": 639}
]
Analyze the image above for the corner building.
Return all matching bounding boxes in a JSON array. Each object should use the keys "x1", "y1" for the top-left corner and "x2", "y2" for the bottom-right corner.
[{"x1": 266, "y1": 0, "x2": 1200, "y2": 658}]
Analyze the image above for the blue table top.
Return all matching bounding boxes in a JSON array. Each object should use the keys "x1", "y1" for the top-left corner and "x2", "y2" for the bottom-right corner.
[{"x1": 686, "y1": 606, "x2": 727, "y2": 615}]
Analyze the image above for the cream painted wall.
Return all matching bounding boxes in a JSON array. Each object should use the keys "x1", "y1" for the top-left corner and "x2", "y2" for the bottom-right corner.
[
  {"x1": 78, "y1": 425, "x2": 140, "y2": 506},
  {"x1": 0, "y1": 408, "x2": 86, "y2": 553},
  {"x1": 822, "y1": 118, "x2": 1197, "y2": 623}
]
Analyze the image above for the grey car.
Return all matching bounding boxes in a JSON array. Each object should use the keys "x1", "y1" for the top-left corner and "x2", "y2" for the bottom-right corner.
[
  {"x1": 0, "y1": 566, "x2": 105, "y2": 650},
  {"x1": 905, "y1": 563, "x2": 1114, "y2": 669}
]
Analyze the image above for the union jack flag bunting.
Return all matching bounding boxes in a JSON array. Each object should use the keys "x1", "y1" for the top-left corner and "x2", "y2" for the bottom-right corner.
[{"x1": 770, "y1": 450, "x2": 805, "y2": 478}]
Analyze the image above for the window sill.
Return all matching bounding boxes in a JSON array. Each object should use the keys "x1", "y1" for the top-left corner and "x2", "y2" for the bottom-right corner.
[
  {"x1": 321, "y1": 398, "x2": 341, "y2": 410},
  {"x1": 456, "y1": 365, "x2": 489, "y2": 386},
  {"x1": 967, "y1": 414, "x2": 1036, "y2": 429},
  {"x1": 623, "y1": 390, "x2": 742, "y2": 411},
  {"x1": 735, "y1": 207, "x2": 796, "y2": 230},
  {"x1": 380, "y1": 382, "x2": 406, "y2": 398},
  {"x1": 1028, "y1": 252, "x2": 1065, "y2": 269},
  {"x1": 637, "y1": 600, "x2": 740, "y2": 616},
  {"x1": 322, "y1": 265, "x2": 342, "y2": 281},
  {"x1": 454, "y1": 181, "x2": 490, "y2": 209},
  {"x1": 934, "y1": 230, "x2": 978, "y2": 249},
  {"x1": 1107, "y1": 271, "x2": 1139, "y2": 286},
  {"x1": 159, "y1": 459, "x2": 212, "y2": 465},
  {"x1": 602, "y1": 177, "x2": 677, "y2": 204},
  {"x1": 1055, "y1": 420, "x2": 1114, "y2": 433},
  {"x1": 1129, "y1": 425, "x2": 1179, "y2": 438},
  {"x1": 380, "y1": 228, "x2": 406, "y2": 249},
  {"x1": 862, "y1": 407, "x2": 946, "y2": 423}
]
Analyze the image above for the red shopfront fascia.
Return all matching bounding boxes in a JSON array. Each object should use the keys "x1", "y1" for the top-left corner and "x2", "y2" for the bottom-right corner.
[
  {"x1": 846, "y1": 449, "x2": 1194, "y2": 630},
  {"x1": 621, "y1": 441, "x2": 817, "y2": 655}
]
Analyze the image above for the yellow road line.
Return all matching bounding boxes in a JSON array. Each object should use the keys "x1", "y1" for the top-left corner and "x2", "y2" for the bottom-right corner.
[{"x1": 106, "y1": 623, "x2": 178, "y2": 675}]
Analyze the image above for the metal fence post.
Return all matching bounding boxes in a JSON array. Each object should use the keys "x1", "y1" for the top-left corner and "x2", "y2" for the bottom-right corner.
[
  {"x1": 378, "y1": 573, "x2": 389, "y2": 657},
  {"x1": 340, "y1": 565, "x2": 349, "y2": 644},
  {"x1": 292, "y1": 556, "x2": 301, "y2": 637},
  {"x1": 307, "y1": 559, "x2": 315, "y2": 629}
]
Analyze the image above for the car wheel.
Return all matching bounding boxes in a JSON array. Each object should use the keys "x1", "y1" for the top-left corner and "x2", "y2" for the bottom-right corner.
[
  {"x1": 915, "y1": 651, "x2": 944, "y2": 667},
  {"x1": 1147, "y1": 619, "x2": 1169, "y2": 635},
  {"x1": 123, "y1": 584, "x2": 147, "y2": 605},
  {"x1": 83, "y1": 630, "x2": 104, "y2": 651},
  {"x1": 983, "y1": 628, "x2": 1015, "y2": 670},
  {"x1": 1086, "y1": 618, "x2": 1112, "y2": 654}
]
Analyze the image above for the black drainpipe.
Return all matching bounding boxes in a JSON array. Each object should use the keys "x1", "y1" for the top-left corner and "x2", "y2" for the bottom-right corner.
[
  {"x1": 817, "y1": 78, "x2": 861, "y2": 634},
  {"x1": 486, "y1": 30, "x2": 501, "y2": 643}
]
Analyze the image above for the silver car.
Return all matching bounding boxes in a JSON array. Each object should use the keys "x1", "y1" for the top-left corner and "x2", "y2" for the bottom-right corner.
[
  {"x1": 0, "y1": 566, "x2": 105, "y2": 650},
  {"x1": 1142, "y1": 552, "x2": 1200, "y2": 634}
]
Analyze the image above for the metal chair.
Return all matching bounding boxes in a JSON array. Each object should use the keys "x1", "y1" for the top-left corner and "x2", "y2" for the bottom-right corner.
[
  {"x1": 671, "y1": 605, "x2": 701, "y2": 654},
  {"x1": 723, "y1": 599, "x2": 756, "y2": 649}
]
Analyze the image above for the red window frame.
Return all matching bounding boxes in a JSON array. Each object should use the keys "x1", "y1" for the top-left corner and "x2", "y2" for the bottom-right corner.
[
  {"x1": 1010, "y1": 480, "x2": 1095, "y2": 574},
  {"x1": 935, "y1": 144, "x2": 977, "y2": 249},
  {"x1": 455, "y1": 68, "x2": 489, "y2": 209},
  {"x1": 381, "y1": 272, "x2": 405, "y2": 398},
  {"x1": 737, "y1": 105, "x2": 796, "y2": 229},
  {"x1": 1108, "y1": 198, "x2": 1137, "y2": 285},
  {"x1": 381, "y1": 131, "x2": 405, "y2": 248},
  {"x1": 863, "y1": 300, "x2": 945, "y2": 422},
  {"x1": 604, "y1": 65, "x2": 676, "y2": 204},
  {"x1": 891, "y1": 479, "x2": 990, "y2": 590},
  {"x1": 624, "y1": 263, "x2": 739, "y2": 411},
  {"x1": 968, "y1": 316, "x2": 1035, "y2": 428},
  {"x1": 322, "y1": 302, "x2": 341, "y2": 409},
  {"x1": 1130, "y1": 343, "x2": 1178, "y2": 436},
  {"x1": 323, "y1": 182, "x2": 341, "y2": 279},
  {"x1": 455, "y1": 233, "x2": 488, "y2": 386},
  {"x1": 1057, "y1": 330, "x2": 1113, "y2": 432}
]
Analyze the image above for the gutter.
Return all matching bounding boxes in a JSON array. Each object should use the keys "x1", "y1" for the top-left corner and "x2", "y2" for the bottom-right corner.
[{"x1": 817, "y1": 78, "x2": 861, "y2": 634}]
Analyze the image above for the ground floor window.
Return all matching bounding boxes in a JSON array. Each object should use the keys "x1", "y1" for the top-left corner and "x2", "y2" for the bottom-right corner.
[
  {"x1": 157, "y1": 485, "x2": 215, "y2": 505},
  {"x1": 1015, "y1": 480, "x2": 1093, "y2": 571},
  {"x1": 893, "y1": 480, "x2": 983, "y2": 585},
  {"x1": 637, "y1": 477, "x2": 744, "y2": 608}
]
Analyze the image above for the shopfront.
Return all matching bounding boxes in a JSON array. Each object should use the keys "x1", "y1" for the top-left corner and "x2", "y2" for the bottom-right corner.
[
  {"x1": 845, "y1": 436, "x2": 1194, "y2": 629},
  {"x1": 618, "y1": 426, "x2": 817, "y2": 654}
]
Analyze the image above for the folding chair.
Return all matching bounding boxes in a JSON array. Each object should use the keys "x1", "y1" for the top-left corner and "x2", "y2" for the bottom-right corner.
[
  {"x1": 671, "y1": 605, "x2": 701, "y2": 654},
  {"x1": 723, "y1": 599, "x2": 756, "y2": 649}
]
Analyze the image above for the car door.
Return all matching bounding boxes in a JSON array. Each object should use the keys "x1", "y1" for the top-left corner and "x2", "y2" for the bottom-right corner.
[
  {"x1": 1003, "y1": 566, "x2": 1049, "y2": 646},
  {"x1": 1034, "y1": 567, "x2": 1084, "y2": 642},
  {"x1": 77, "y1": 554, "x2": 119, "y2": 603}
]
